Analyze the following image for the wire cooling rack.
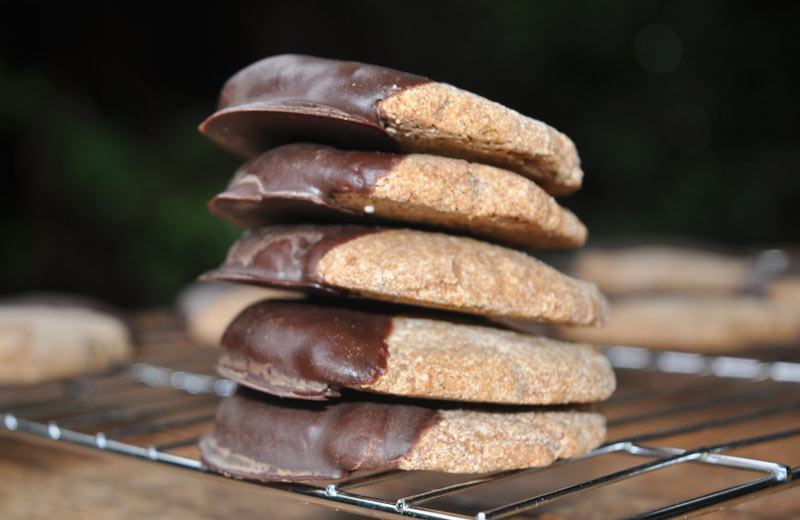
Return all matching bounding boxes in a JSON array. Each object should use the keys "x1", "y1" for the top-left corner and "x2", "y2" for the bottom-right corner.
[{"x1": 1, "y1": 329, "x2": 799, "y2": 519}]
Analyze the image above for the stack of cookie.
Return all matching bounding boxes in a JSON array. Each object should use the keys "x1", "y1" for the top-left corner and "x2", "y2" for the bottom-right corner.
[{"x1": 196, "y1": 55, "x2": 614, "y2": 481}]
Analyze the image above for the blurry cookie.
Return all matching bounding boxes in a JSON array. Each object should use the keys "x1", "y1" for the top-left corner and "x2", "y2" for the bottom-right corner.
[
  {"x1": 769, "y1": 276, "x2": 800, "y2": 305},
  {"x1": 218, "y1": 300, "x2": 615, "y2": 404},
  {"x1": 766, "y1": 267, "x2": 800, "y2": 325},
  {"x1": 0, "y1": 296, "x2": 133, "y2": 385},
  {"x1": 558, "y1": 294, "x2": 800, "y2": 353},
  {"x1": 766, "y1": 255, "x2": 800, "y2": 305},
  {"x1": 210, "y1": 144, "x2": 586, "y2": 249},
  {"x1": 199, "y1": 389, "x2": 606, "y2": 481},
  {"x1": 202, "y1": 225, "x2": 608, "y2": 326},
  {"x1": 200, "y1": 54, "x2": 582, "y2": 195},
  {"x1": 570, "y1": 245, "x2": 753, "y2": 295},
  {"x1": 176, "y1": 281, "x2": 301, "y2": 347}
]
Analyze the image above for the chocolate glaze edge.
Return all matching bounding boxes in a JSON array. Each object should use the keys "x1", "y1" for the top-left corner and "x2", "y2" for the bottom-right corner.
[
  {"x1": 216, "y1": 54, "x2": 430, "y2": 126},
  {"x1": 200, "y1": 107, "x2": 403, "y2": 158},
  {"x1": 209, "y1": 143, "x2": 403, "y2": 225},
  {"x1": 200, "y1": 389, "x2": 443, "y2": 481},
  {"x1": 216, "y1": 357, "x2": 339, "y2": 400},
  {"x1": 219, "y1": 299, "x2": 394, "y2": 400},
  {"x1": 200, "y1": 55, "x2": 431, "y2": 157},
  {"x1": 200, "y1": 225, "x2": 385, "y2": 293}
]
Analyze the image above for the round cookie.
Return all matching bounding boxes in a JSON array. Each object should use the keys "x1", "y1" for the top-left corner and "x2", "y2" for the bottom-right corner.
[
  {"x1": 176, "y1": 281, "x2": 302, "y2": 347},
  {"x1": 199, "y1": 389, "x2": 606, "y2": 481},
  {"x1": 210, "y1": 144, "x2": 586, "y2": 249},
  {"x1": 557, "y1": 293, "x2": 800, "y2": 353},
  {"x1": 0, "y1": 297, "x2": 133, "y2": 385},
  {"x1": 200, "y1": 54, "x2": 582, "y2": 195},
  {"x1": 570, "y1": 245, "x2": 754, "y2": 295},
  {"x1": 218, "y1": 300, "x2": 615, "y2": 404},
  {"x1": 201, "y1": 225, "x2": 608, "y2": 326}
]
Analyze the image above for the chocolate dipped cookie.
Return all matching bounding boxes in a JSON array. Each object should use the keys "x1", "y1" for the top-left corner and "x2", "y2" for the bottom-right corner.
[
  {"x1": 217, "y1": 300, "x2": 615, "y2": 404},
  {"x1": 210, "y1": 144, "x2": 586, "y2": 249},
  {"x1": 199, "y1": 389, "x2": 606, "y2": 481},
  {"x1": 202, "y1": 225, "x2": 608, "y2": 326},
  {"x1": 200, "y1": 54, "x2": 582, "y2": 195}
]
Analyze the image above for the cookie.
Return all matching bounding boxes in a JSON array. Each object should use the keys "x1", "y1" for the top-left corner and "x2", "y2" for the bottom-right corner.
[
  {"x1": 209, "y1": 143, "x2": 586, "y2": 249},
  {"x1": 767, "y1": 256, "x2": 800, "y2": 305},
  {"x1": 199, "y1": 389, "x2": 606, "y2": 481},
  {"x1": 201, "y1": 225, "x2": 608, "y2": 326},
  {"x1": 199, "y1": 54, "x2": 582, "y2": 195},
  {"x1": 558, "y1": 293, "x2": 800, "y2": 353},
  {"x1": 176, "y1": 281, "x2": 301, "y2": 347},
  {"x1": 570, "y1": 245, "x2": 754, "y2": 295},
  {"x1": 765, "y1": 258, "x2": 800, "y2": 324},
  {"x1": 0, "y1": 297, "x2": 133, "y2": 385},
  {"x1": 218, "y1": 300, "x2": 615, "y2": 403},
  {"x1": 769, "y1": 276, "x2": 800, "y2": 305}
]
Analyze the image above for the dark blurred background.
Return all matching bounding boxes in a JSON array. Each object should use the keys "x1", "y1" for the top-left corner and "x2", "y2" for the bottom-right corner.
[{"x1": 1, "y1": 1, "x2": 798, "y2": 308}]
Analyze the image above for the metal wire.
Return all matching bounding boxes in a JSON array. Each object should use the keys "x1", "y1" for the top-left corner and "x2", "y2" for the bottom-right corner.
[{"x1": 2, "y1": 344, "x2": 799, "y2": 520}]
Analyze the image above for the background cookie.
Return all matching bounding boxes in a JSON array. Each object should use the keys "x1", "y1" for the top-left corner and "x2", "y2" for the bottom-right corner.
[
  {"x1": 0, "y1": 297, "x2": 133, "y2": 385},
  {"x1": 557, "y1": 293, "x2": 800, "y2": 353},
  {"x1": 569, "y1": 245, "x2": 754, "y2": 295},
  {"x1": 200, "y1": 54, "x2": 582, "y2": 195},
  {"x1": 219, "y1": 300, "x2": 615, "y2": 404},
  {"x1": 202, "y1": 225, "x2": 609, "y2": 326},
  {"x1": 210, "y1": 144, "x2": 586, "y2": 249},
  {"x1": 769, "y1": 275, "x2": 800, "y2": 305},
  {"x1": 176, "y1": 281, "x2": 301, "y2": 347},
  {"x1": 199, "y1": 389, "x2": 606, "y2": 481},
  {"x1": 767, "y1": 256, "x2": 800, "y2": 305}
]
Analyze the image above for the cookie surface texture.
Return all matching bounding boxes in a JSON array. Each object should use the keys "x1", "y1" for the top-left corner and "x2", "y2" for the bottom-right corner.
[{"x1": 379, "y1": 81, "x2": 582, "y2": 194}]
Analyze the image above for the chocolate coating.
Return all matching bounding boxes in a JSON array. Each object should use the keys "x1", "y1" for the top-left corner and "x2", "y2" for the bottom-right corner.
[
  {"x1": 220, "y1": 300, "x2": 392, "y2": 399},
  {"x1": 200, "y1": 54, "x2": 429, "y2": 157},
  {"x1": 209, "y1": 143, "x2": 400, "y2": 228},
  {"x1": 199, "y1": 389, "x2": 441, "y2": 481},
  {"x1": 201, "y1": 225, "x2": 381, "y2": 292}
]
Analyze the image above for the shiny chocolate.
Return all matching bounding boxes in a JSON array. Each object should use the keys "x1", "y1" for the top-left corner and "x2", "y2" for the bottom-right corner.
[
  {"x1": 200, "y1": 54, "x2": 430, "y2": 157},
  {"x1": 201, "y1": 224, "x2": 381, "y2": 292},
  {"x1": 219, "y1": 300, "x2": 392, "y2": 399},
  {"x1": 209, "y1": 143, "x2": 400, "y2": 228},
  {"x1": 199, "y1": 389, "x2": 441, "y2": 481}
]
